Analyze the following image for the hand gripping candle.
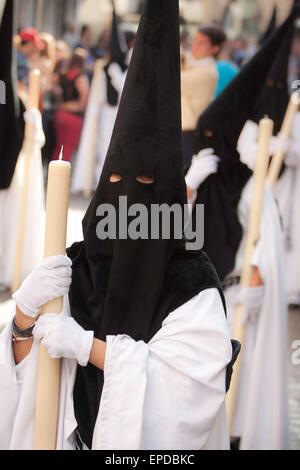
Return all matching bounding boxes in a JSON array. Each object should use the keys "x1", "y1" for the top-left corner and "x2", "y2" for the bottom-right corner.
[{"x1": 34, "y1": 147, "x2": 71, "y2": 450}]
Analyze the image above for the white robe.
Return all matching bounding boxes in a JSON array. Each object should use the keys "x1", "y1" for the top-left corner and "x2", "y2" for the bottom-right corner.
[
  {"x1": 273, "y1": 113, "x2": 300, "y2": 303},
  {"x1": 0, "y1": 109, "x2": 45, "y2": 289},
  {"x1": 238, "y1": 116, "x2": 300, "y2": 303},
  {"x1": 224, "y1": 178, "x2": 290, "y2": 450},
  {"x1": 71, "y1": 63, "x2": 127, "y2": 195},
  {"x1": 0, "y1": 288, "x2": 232, "y2": 450}
]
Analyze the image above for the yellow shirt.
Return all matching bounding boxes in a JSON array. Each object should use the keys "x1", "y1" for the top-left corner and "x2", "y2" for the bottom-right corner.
[{"x1": 181, "y1": 56, "x2": 217, "y2": 131}]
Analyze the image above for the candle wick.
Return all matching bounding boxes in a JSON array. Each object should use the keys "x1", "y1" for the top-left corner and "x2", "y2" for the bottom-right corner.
[{"x1": 59, "y1": 146, "x2": 64, "y2": 161}]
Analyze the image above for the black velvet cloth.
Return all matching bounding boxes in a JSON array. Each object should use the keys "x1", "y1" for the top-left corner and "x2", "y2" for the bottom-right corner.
[
  {"x1": 0, "y1": 0, "x2": 25, "y2": 190},
  {"x1": 191, "y1": 8, "x2": 297, "y2": 282},
  {"x1": 67, "y1": 0, "x2": 234, "y2": 450}
]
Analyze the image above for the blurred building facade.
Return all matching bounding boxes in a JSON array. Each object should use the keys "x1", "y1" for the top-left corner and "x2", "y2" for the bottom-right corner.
[
  {"x1": 16, "y1": 0, "x2": 298, "y2": 40},
  {"x1": 18, "y1": 0, "x2": 81, "y2": 36}
]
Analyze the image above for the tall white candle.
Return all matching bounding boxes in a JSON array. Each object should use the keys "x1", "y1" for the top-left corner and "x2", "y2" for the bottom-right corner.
[
  {"x1": 34, "y1": 148, "x2": 71, "y2": 450},
  {"x1": 12, "y1": 69, "x2": 41, "y2": 293},
  {"x1": 226, "y1": 117, "x2": 274, "y2": 432}
]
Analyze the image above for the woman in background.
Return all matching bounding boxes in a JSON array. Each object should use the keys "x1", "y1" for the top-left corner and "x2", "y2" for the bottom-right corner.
[{"x1": 52, "y1": 48, "x2": 89, "y2": 162}]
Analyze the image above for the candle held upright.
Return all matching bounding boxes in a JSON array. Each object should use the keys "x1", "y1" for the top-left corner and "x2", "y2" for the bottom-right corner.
[
  {"x1": 34, "y1": 150, "x2": 71, "y2": 450},
  {"x1": 226, "y1": 117, "x2": 274, "y2": 433}
]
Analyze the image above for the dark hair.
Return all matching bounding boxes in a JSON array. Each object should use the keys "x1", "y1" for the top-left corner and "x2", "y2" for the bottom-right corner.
[
  {"x1": 125, "y1": 31, "x2": 136, "y2": 48},
  {"x1": 80, "y1": 25, "x2": 90, "y2": 37},
  {"x1": 198, "y1": 25, "x2": 227, "y2": 47},
  {"x1": 69, "y1": 48, "x2": 87, "y2": 70}
]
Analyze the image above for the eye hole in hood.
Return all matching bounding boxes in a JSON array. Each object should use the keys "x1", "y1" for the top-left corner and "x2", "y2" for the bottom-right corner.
[
  {"x1": 109, "y1": 173, "x2": 123, "y2": 183},
  {"x1": 136, "y1": 176, "x2": 155, "y2": 184}
]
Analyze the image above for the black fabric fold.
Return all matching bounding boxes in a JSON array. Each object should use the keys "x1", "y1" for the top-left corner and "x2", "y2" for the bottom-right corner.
[{"x1": 0, "y1": 0, "x2": 25, "y2": 190}]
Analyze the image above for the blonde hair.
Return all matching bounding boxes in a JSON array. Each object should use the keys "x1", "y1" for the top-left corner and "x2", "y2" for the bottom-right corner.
[{"x1": 40, "y1": 32, "x2": 57, "y2": 70}]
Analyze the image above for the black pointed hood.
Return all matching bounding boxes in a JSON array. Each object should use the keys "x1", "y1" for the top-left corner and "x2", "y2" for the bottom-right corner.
[
  {"x1": 68, "y1": 0, "x2": 214, "y2": 449},
  {"x1": 192, "y1": 5, "x2": 297, "y2": 282},
  {"x1": 251, "y1": 2, "x2": 296, "y2": 134},
  {"x1": 259, "y1": 7, "x2": 277, "y2": 46},
  {"x1": 104, "y1": 0, "x2": 128, "y2": 105},
  {"x1": 86, "y1": 0, "x2": 187, "y2": 244},
  {"x1": 108, "y1": 0, "x2": 127, "y2": 70},
  {"x1": 0, "y1": 0, "x2": 25, "y2": 189}
]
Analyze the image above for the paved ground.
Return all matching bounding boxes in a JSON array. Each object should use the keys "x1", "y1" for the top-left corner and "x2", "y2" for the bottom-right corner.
[{"x1": 0, "y1": 193, "x2": 299, "y2": 449}]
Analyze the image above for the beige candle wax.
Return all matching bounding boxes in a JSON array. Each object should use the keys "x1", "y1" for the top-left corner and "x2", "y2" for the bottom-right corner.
[
  {"x1": 34, "y1": 148, "x2": 71, "y2": 450},
  {"x1": 226, "y1": 117, "x2": 274, "y2": 433}
]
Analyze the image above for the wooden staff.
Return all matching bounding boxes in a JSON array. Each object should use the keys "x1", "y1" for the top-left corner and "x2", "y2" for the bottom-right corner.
[
  {"x1": 12, "y1": 69, "x2": 41, "y2": 293},
  {"x1": 0, "y1": 0, "x2": 6, "y2": 23},
  {"x1": 34, "y1": 149, "x2": 71, "y2": 450},
  {"x1": 226, "y1": 117, "x2": 274, "y2": 433},
  {"x1": 84, "y1": 59, "x2": 103, "y2": 199},
  {"x1": 267, "y1": 92, "x2": 300, "y2": 190}
]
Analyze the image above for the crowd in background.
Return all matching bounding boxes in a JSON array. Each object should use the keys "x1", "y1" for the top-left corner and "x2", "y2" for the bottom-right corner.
[{"x1": 13, "y1": 17, "x2": 300, "y2": 170}]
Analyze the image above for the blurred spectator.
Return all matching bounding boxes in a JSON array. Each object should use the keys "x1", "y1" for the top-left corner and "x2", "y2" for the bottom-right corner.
[
  {"x1": 90, "y1": 30, "x2": 110, "y2": 60},
  {"x1": 33, "y1": 33, "x2": 57, "y2": 96},
  {"x1": 180, "y1": 29, "x2": 190, "y2": 52},
  {"x1": 75, "y1": 25, "x2": 93, "y2": 51},
  {"x1": 215, "y1": 43, "x2": 239, "y2": 96},
  {"x1": 62, "y1": 22, "x2": 79, "y2": 50},
  {"x1": 241, "y1": 36, "x2": 258, "y2": 65},
  {"x1": 51, "y1": 48, "x2": 90, "y2": 162},
  {"x1": 55, "y1": 40, "x2": 72, "y2": 74},
  {"x1": 17, "y1": 27, "x2": 44, "y2": 87},
  {"x1": 75, "y1": 25, "x2": 95, "y2": 79},
  {"x1": 179, "y1": 8, "x2": 187, "y2": 25},
  {"x1": 215, "y1": 59, "x2": 239, "y2": 96},
  {"x1": 41, "y1": 40, "x2": 65, "y2": 166},
  {"x1": 181, "y1": 24, "x2": 226, "y2": 170},
  {"x1": 231, "y1": 36, "x2": 247, "y2": 67}
]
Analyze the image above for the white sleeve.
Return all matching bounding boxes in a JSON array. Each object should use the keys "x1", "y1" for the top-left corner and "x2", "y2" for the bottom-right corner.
[
  {"x1": 107, "y1": 63, "x2": 127, "y2": 96},
  {"x1": 92, "y1": 288, "x2": 232, "y2": 450},
  {"x1": 238, "y1": 120, "x2": 260, "y2": 170}
]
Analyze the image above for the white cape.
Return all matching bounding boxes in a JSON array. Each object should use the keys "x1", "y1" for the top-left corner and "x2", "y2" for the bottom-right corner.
[
  {"x1": 0, "y1": 289, "x2": 232, "y2": 450},
  {"x1": 274, "y1": 113, "x2": 300, "y2": 302},
  {"x1": 0, "y1": 109, "x2": 45, "y2": 289},
  {"x1": 71, "y1": 63, "x2": 127, "y2": 194},
  {"x1": 225, "y1": 179, "x2": 289, "y2": 450}
]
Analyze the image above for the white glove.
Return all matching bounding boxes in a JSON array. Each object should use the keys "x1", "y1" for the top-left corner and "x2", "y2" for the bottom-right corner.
[
  {"x1": 238, "y1": 285, "x2": 265, "y2": 325},
  {"x1": 268, "y1": 134, "x2": 292, "y2": 161},
  {"x1": 185, "y1": 148, "x2": 220, "y2": 191},
  {"x1": 33, "y1": 313, "x2": 94, "y2": 366},
  {"x1": 12, "y1": 256, "x2": 72, "y2": 318}
]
